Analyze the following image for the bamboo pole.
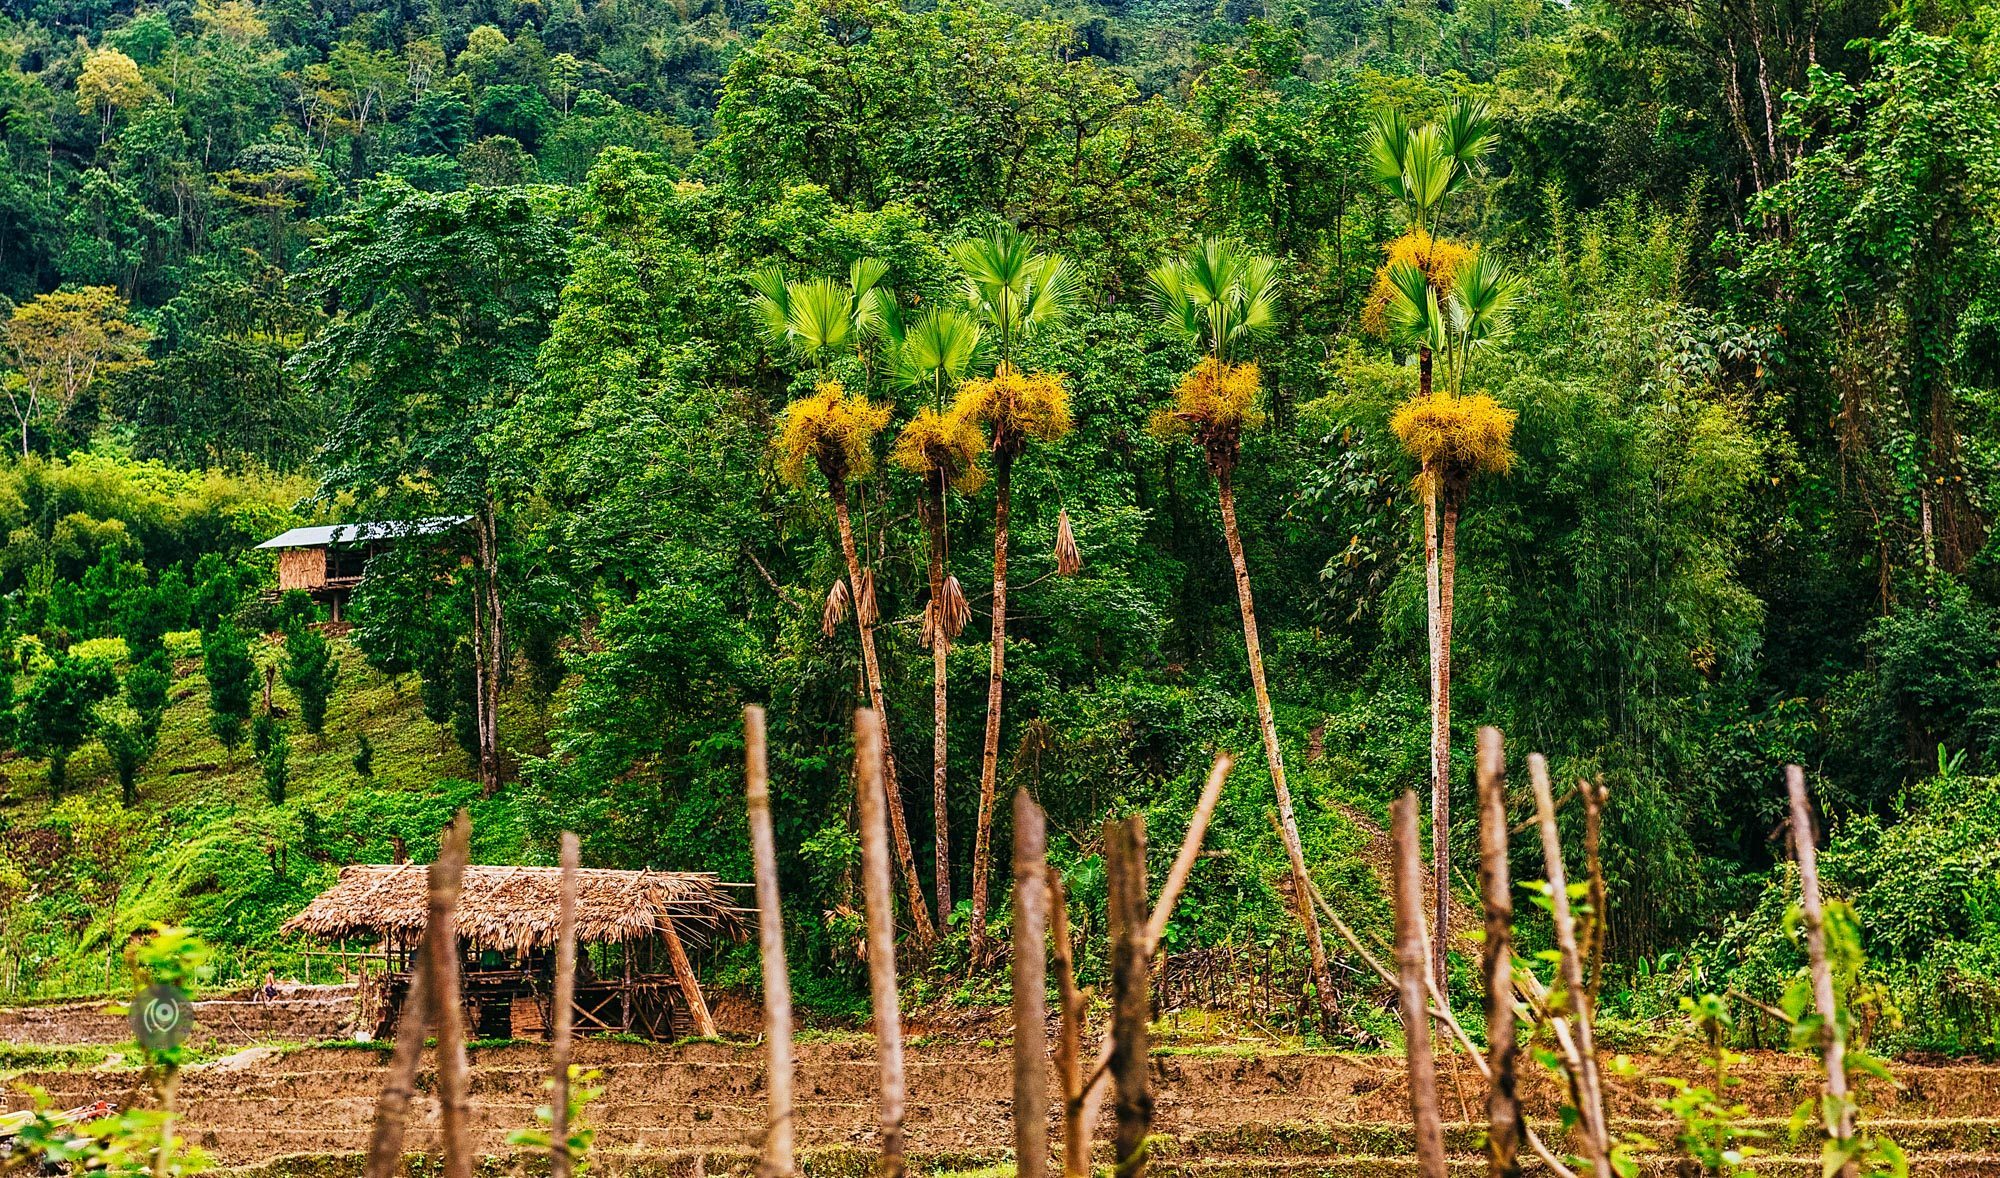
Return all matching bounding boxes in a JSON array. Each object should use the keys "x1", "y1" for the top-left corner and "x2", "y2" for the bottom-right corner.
[
  {"x1": 746, "y1": 705, "x2": 795, "y2": 1178},
  {"x1": 1476, "y1": 729, "x2": 1521, "y2": 1178},
  {"x1": 856, "y1": 708, "x2": 907, "y2": 1178},
  {"x1": 1529, "y1": 755, "x2": 1611, "y2": 1176},
  {"x1": 1050, "y1": 869, "x2": 1090, "y2": 1178},
  {"x1": 1012, "y1": 789, "x2": 1050, "y2": 1178},
  {"x1": 1391, "y1": 792, "x2": 1447, "y2": 1178},
  {"x1": 1105, "y1": 815, "x2": 1151, "y2": 1178},
  {"x1": 550, "y1": 831, "x2": 579, "y2": 1178},
  {"x1": 428, "y1": 810, "x2": 474, "y2": 1178},
  {"x1": 1075, "y1": 753, "x2": 1234, "y2": 1134},
  {"x1": 1299, "y1": 869, "x2": 1578, "y2": 1178},
  {"x1": 1787, "y1": 765, "x2": 1855, "y2": 1171},
  {"x1": 364, "y1": 924, "x2": 434, "y2": 1178}
]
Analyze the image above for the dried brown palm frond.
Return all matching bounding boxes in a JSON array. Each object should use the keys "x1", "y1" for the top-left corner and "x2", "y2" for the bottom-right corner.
[
  {"x1": 1054, "y1": 510, "x2": 1081, "y2": 576},
  {"x1": 855, "y1": 569, "x2": 879, "y2": 626},
  {"x1": 823, "y1": 578, "x2": 852, "y2": 637},
  {"x1": 922, "y1": 574, "x2": 971, "y2": 650}
]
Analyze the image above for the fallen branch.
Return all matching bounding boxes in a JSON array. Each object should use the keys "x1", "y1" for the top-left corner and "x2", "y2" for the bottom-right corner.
[
  {"x1": 1788, "y1": 764, "x2": 1855, "y2": 1173},
  {"x1": 1477, "y1": 728, "x2": 1522, "y2": 1178},
  {"x1": 1530, "y1": 755, "x2": 1611, "y2": 1177}
]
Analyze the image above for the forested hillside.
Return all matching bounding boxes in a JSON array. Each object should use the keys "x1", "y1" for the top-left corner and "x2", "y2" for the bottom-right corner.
[{"x1": 0, "y1": 0, "x2": 1995, "y2": 1051}]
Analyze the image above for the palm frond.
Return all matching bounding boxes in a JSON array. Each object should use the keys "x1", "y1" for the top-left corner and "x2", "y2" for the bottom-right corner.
[
  {"x1": 1383, "y1": 259, "x2": 1446, "y2": 355},
  {"x1": 747, "y1": 266, "x2": 793, "y2": 348},
  {"x1": 1441, "y1": 98, "x2": 1498, "y2": 180},
  {"x1": 1365, "y1": 108, "x2": 1412, "y2": 199},
  {"x1": 783, "y1": 277, "x2": 854, "y2": 358}
]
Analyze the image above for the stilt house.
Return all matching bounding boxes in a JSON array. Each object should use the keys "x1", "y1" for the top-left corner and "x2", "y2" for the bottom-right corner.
[{"x1": 254, "y1": 518, "x2": 468, "y2": 620}]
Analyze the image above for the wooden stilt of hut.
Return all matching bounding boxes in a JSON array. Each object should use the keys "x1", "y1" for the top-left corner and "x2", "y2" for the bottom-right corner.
[{"x1": 282, "y1": 864, "x2": 745, "y2": 1040}]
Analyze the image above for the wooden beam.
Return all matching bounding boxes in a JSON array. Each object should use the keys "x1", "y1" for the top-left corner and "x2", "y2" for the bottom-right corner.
[{"x1": 660, "y1": 913, "x2": 718, "y2": 1039}]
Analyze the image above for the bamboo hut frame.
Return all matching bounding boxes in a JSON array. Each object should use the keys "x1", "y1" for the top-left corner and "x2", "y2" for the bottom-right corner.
[{"x1": 283, "y1": 863, "x2": 745, "y2": 1041}]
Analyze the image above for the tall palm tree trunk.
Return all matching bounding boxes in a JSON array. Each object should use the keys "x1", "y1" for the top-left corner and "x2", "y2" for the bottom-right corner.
[
  {"x1": 1217, "y1": 465, "x2": 1339, "y2": 1033},
  {"x1": 925, "y1": 476, "x2": 952, "y2": 925},
  {"x1": 1424, "y1": 480, "x2": 1450, "y2": 983},
  {"x1": 832, "y1": 479, "x2": 937, "y2": 944},
  {"x1": 969, "y1": 453, "x2": 1012, "y2": 962}
]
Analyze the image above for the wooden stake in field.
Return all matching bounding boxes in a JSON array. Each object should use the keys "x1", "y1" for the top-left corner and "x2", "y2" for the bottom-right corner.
[
  {"x1": 746, "y1": 705, "x2": 796, "y2": 1178},
  {"x1": 855, "y1": 708, "x2": 908, "y2": 1178},
  {"x1": 428, "y1": 811, "x2": 474, "y2": 1178},
  {"x1": 1788, "y1": 764, "x2": 1856, "y2": 1174},
  {"x1": 1105, "y1": 815, "x2": 1152, "y2": 1178},
  {"x1": 364, "y1": 810, "x2": 472, "y2": 1178},
  {"x1": 1475, "y1": 728, "x2": 1521, "y2": 1178},
  {"x1": 1528, "y1": 755, "x2": 1611, "y2": 1177},
  {"x1": 550, "y1": 831, "x2": 580, "y2": 1178},
  {"x1": 1390, "y1": 791, "x2": 1448, "y2": 1178},
  {"x1": 1072, "y1": 753, "x2": 1234, "y2": 1164},
  {"x1": 1050, "y1": 868, "x2": 1090, "y2": 1178},
  {"x1": 1013, "y1": 789, "x2": 1051, "y2": 1178}
]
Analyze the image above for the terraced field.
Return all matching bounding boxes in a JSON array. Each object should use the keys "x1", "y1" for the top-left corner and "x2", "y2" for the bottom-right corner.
[{"x1": 8, "y1": 1038, "x2": 2000, "y2": 1176}]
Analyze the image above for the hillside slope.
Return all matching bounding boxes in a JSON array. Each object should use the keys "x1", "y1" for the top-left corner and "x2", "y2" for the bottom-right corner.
[{"x1": 0, "y1": 631, "x2": 536, "y2": 1000}]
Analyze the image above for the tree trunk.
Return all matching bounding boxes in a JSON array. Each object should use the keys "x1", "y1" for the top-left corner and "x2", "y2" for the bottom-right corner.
[
  {"x1": 1105, "y1": 815, "x2": 1152, "y2": 1178},
  {"x1": 926, "y1": 478, "x2": 952, "y2": 925},
  {"x1": 469, "y1": 499, "x2": 503, "y2": 795},
  {"x1": 970, "y1": 453, "x2": 1013, "y2": 962},
  {"x1": 1431, "y1": 491, "x2": 1457, "y2": 982},
  {"x1": 832, "y1": 479, "x2": 936, "y2": 944},
  {"x1": 1217, "y1": 468, "x2": 1339, "y2": 1033}
]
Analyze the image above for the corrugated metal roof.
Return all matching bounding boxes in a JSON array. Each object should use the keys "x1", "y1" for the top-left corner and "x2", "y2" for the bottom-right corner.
[{"x1": 254, "y1": 517, "x2": 470, "y2": 550}]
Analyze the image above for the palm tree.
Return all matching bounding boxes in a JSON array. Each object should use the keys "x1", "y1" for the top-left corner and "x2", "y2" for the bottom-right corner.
[
  {"x1": 1385, "y1": 249, "x2": 1524, "y2": 979},
  {"x1": 755, "y1": 261, "x2": 937, "y2": 944},
  {"x1": 948, "y1": 227, "x2": 1081, "y2": 962},
  {"x1": 885, "y1": 307, "x2": 986, "y2": 925},
  {"x1": 1364, "y1": 100, "x2": 1496, "y2": 399},
  {"x1": 1147, "y1": 237, "x2": 1341, "y2": 1034}
]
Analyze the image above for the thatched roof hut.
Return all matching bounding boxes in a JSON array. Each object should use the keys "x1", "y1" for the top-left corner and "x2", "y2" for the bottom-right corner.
[{"x1": 281, "y1": 864, "x2": 746, "y2": 955}]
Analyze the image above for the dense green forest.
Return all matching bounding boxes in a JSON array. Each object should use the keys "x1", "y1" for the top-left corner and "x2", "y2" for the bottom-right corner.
[{"x1": 0, "y1": 0, "x2": 1995, "y2": 1052}]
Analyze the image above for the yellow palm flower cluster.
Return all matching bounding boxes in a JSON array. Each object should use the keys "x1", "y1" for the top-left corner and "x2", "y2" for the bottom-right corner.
[
  {"x1": 1389, "y1": 392, "x2": 1517, "y2": 492},
  {"x1": 1151, "y1": 357, "x2": 1265, "y2": 452},
  {"x1": 1361, "y1": 230, "x2": 1477, "y2": 338},
  {"x1": 891, "y1": 405, "x2": 988, "y2": 495},
  {"x1": 774, "y1": 379, "x2": 893, "y2": 489},
  {"x1": 954, "y1": 362, "x2": 1071, "y2": 457}
]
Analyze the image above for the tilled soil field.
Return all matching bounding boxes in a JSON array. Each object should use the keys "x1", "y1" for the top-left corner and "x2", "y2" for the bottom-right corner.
[{"x1": 8, "y1": 1039, "x2": 2000, "y2": 1176}]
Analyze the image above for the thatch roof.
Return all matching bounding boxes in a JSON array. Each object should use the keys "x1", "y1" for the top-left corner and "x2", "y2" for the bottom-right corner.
[{"x1": 281, "y1": 864, "x2": 747, "y2": 954}]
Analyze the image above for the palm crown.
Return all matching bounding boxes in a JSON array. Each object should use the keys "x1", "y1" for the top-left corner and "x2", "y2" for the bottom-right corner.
[
  {"x1": 1365, "y1": 99, "x2": 1498, "y2": 237},
  {"x1": 950, "y1": 228, "x2": 1082, "y2": 359},
  {"x1": 749, "y1": 258, "x2": 892, "y2": 369},
  {"x1": 1147, "y1": 238, "x2": 1282, "y2": 365},
  {"x1": 1383, "y1": 249, "x2": 1525, "y2": 396}
]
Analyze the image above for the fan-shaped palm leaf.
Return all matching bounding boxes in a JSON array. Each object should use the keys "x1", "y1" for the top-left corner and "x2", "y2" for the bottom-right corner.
[
  {"x1": 951, "y1": 228, "x2": 1079, "y2": 357},
  {"x1": 1148, "y1": 238, "x2": 1284, "y2": 363},
  {"x1": 1366, "y1": 108, "x2": 1412, "y2": 200},
  {"x1": 1384, "y1": 259, "x2": 1447, "y2": 356},
  {"x1": 889, "y1": 308, "x2": 983, "y2": 404}
]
